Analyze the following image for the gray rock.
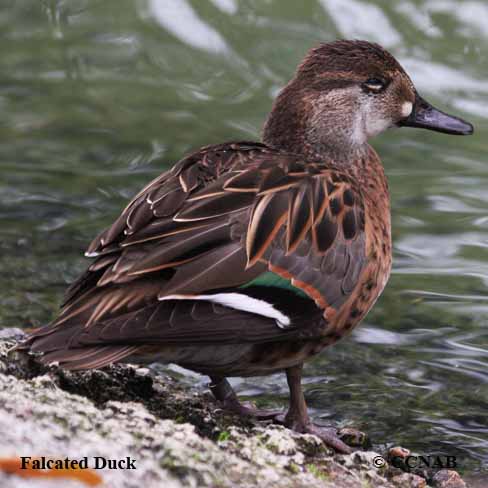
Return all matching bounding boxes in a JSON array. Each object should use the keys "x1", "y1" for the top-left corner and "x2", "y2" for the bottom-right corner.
[
  {"x1": 432, "y1": 470, "x2": 467, "y2": 488},
  {"x1": 0, "y1": 330, "x2": 467, "y2": 488}
]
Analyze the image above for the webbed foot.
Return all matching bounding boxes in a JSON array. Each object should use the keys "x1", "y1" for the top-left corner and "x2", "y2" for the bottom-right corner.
[
  {"x1": 209, "y1": 376, "x2": 282, "y2": 420},
  {"x1": 274, "y1": 413, "x2": 352, "y2": 453},
  {"x1": 209, "y1": 371, "x2": 363, "y2": 455}
]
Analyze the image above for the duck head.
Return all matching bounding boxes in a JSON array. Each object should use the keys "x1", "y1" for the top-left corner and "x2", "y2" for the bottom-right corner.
[{"x1": 263, "y1": 40, "x2": 473, "y2": 159}]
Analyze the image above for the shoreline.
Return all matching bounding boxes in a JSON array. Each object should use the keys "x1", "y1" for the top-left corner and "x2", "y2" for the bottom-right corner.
[{"x1": 0, "y1": 328, "x2": 468, "y2": 488}]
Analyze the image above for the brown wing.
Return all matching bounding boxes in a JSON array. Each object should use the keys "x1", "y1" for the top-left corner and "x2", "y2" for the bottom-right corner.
[{"x1": 23, "y1": 141, "x2": 367, "y2": 367}]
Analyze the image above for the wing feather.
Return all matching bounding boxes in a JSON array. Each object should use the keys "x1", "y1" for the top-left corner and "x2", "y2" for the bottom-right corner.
[
  {"x1": 174, "y1": 191, "x2": 255, "y2": 221},
  {"x1": 246, "y1": 191, "x2": 289, "y2": 267},
  {"x1": 286, "y1": 184, "x2": 313, "y2": 253},
  {"x1": 23, "y1": 141, "x2": 369, "y2": 367},
  {"x1": 158, "y1": 243, "x2": 265, "y2": 297}
]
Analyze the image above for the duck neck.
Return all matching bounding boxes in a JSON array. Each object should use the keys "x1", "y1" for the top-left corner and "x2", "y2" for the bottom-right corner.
[
  {"x1": 262, "y1": 88, "x2": 389, "y2": 205},
  {"x1": 262, "y1": 86, "x2": 368, "y2": 167}
]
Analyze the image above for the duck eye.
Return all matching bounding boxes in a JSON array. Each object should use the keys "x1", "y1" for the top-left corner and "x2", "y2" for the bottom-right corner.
[{"x1": 363, "y1": 78, "x2": 387, "y2": 93}]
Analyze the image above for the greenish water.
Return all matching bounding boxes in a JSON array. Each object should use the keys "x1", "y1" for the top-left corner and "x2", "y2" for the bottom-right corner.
[{"x1": 1, "y1": 0, "x2": 487, "y2": 480}]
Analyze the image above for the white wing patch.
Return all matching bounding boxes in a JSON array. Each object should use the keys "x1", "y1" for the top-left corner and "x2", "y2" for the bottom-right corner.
[{"x1": 160, "y1": 292, "x2": 291, "y2": 328}]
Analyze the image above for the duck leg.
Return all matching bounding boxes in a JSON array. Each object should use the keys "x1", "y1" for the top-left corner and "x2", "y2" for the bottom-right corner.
[
  {"x1": 209, "y1": 376, "x2": 282, "y2": 420},
  {"x1": 279, "y1": 364, "x2": 352, "y2": 454}
]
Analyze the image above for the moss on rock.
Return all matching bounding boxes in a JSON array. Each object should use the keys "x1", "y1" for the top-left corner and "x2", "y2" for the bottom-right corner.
[{"x1": 0, "y1": 329, "x2": 467, "y2": 488}]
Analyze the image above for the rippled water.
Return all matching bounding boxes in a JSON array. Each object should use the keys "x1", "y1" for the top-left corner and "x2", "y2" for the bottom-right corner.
[{"x1": 1, "y1": 0, "x2": 487, "y2": 480}]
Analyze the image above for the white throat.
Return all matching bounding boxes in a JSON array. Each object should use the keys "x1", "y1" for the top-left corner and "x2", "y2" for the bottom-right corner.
[{"x1": 355, "y1": 99, "x2": 391, "y2": 143}]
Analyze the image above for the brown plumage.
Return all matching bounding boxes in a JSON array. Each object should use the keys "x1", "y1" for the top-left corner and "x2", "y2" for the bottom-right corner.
[{"x1": 18, "y1": 40, "x2": 473, "y2": 453}]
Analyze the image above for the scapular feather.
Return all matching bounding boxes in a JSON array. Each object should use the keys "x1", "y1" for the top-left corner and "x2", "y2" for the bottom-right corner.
[
  {"x1": 128, "y1": 221, "x2": 230, "y2": 276},
  {"x1": 159, "y1": 243, "x2": 264, "y2": 297},
  {"x1": 286, "y1": 185, "x2": 313, "y2": 253},
  {"x1": 179, "y1": 164, "x2": 200, "y2": 192},
  {"x1": 313, "y1": 210, "x2": 338, "y2": 253},
  {"x1": 126, "y1": 200, "x2": 154, "y2": 234},
  {"x1": 151, "y1": 189, "x2": 187, "y2": 217},
  {"x1": 147, "y1": 181, "x2": 180, "y2": 205},
  {"x1": 223, "y1": 169, "x2": 261, "y2": 192},
  {"x1": 175, "y1": 191, "x2": 255, "y2": 221},
  {"x1": 246, "y1": 191, "x2": 289, "y2": 266}
]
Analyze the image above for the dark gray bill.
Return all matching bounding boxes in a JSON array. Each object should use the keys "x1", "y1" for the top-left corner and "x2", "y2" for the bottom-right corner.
[{"x1": 399, "y1": 94, "x2": 474, "y2": 135}]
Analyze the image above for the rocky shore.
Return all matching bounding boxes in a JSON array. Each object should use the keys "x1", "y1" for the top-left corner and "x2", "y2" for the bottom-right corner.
[{"x1": 0, "y1": 328, "x2": 468, "y2": 488}]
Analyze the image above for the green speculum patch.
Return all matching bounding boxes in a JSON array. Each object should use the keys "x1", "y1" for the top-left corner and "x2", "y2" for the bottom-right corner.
[{"x1": 240, "y1": 272, "x2": 309, "y2": 299}]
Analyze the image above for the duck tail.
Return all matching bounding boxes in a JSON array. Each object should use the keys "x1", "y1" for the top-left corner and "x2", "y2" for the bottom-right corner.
[{"x1": 13, "y1": 321, "x2": 142, "y2": 371}]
